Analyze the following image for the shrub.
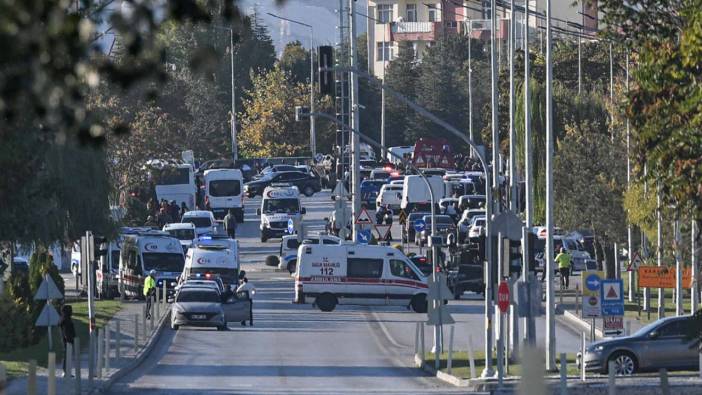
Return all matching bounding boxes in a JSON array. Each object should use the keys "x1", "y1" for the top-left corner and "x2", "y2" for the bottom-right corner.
[{"x1": 0, "y1": 296, "x2": 34, "y2": 351}]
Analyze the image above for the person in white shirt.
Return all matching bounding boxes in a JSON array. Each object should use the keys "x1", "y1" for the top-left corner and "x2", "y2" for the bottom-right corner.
[{"x1": 236, "y1": 278, "x2": 255, "y2": 326}]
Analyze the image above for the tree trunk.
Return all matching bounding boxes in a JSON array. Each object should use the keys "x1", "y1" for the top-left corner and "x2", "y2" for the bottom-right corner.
[{"x1": 604, "y1": 242, "x2": 616, "y2": 279}]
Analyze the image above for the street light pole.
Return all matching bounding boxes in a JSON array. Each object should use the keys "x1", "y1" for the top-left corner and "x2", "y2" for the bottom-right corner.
[
  {"x1": 230, "y1": 28, "x2": 237, "y2": 161},
  {"x1": 508, "y1": 0, "x2": 516, "y2": 213},
  {"x1": 545, "y1": 0, "x2": 557, "y2": 371},
  {"x1": 349, "y1": 0, "x2": 361, "y2": 243}
]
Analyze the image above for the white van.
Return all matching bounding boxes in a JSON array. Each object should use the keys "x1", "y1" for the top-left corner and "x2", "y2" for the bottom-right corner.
[
  {"x1": 96, "y1": 238, "x2": 122, "y2": 299},
  {"x1": 375, "y1": 183, "x2": 403, "y2": 210},
  {"x1": 181, "y1": 210, "x2": 216, "y2": 236},
  {"x1": 257, "y1": 184, "x2": 306, "y2": 242},
  {"x1": 386, "y1": 145, "x2": 414, "y2": 165},
  {"x1": 278, "y1": 234, "x2": 341, "y2": 273},
  {"x1": 163, "y1": 223, "x2": 197, "y2": 253},
  {"x1": 119, "y1": 231, "x2": 185, "y2": 299},
  {"x1": 294, "y1": 244, "x2": 428, "y2": 312},
  {"x1": 203, "y1": 169, "x2": 244, "y2": 221},
  {"x1": 400, "y1": 175, "x2": 446, "y2": 212},
  {"x1": 182, "y1": 242, "x2": 239, "y2": 289}
]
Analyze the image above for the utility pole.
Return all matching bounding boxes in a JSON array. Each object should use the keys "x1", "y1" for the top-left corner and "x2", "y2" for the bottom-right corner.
[
  {"x1": 657, "y1": 183, "x2": 665, "y2": 319},
  {"x1": 508, "y1": 0, "x2": 516, "y2": 212},
  {"x1": 692, "y1": 220, "x2": 699, "y2": 313},
  {"x1": 626, "y1": 52, "x2": 634, "y2": 302},
  {"x1": 310, "y1": 30, "x2": 316, "y2": 157},
  {"x1": 380, "y1": 20, "x2": 387, "y2": 159},
  {"x1": 675, "y1": 217, "x2": 683, "y2": 316},
  {"x1": 545, "y1": 0, "x2": 557, "y2": 371},
  {"x1": 468, "y1": 24, "x2": 474, "y2": 157},
  {"x1": 348, "y1": 0, "x2": 361, "y2": 242},
  {"x1": 521, "y1": 0, "x2": 535, "y2": 346},
  {"x1": 228, "y1": 28, "x2": 238, "y2": 161}
]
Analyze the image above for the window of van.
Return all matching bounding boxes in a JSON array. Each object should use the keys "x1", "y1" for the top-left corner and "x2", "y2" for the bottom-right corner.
[
  {"x1": 286, "y1": 239, "x2": 301, "y2": 249},
  {"x1": 322, "y1": 239, "x2": 337, "y2": 245},
  {"x1": 389, "y1": 259, "x2": 420, "y2": 280},
  {"x1": 183, "y1": 217, "x2": 212, "y2": 228},
  {"x1": 209, "y1": 180, "x2": 241, "y2": 197},
  {"x1": 110, "y1": 250, "x2": 120, "y2": 271},
  {"x1": 167, "y1": 229, "x2": 196, "y2": 241},
  {"x1": 143, "y1": 253, "x2": 185, "y2": 272},
  {"x1": 263, "y1": 198, "x2": 299, "y2": 214},
  {"x1": 347, "y1": 258, "x2": 383, "y2": 278}
]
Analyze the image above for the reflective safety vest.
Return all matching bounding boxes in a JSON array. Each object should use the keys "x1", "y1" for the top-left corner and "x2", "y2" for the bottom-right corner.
[{"x1": 143, "y1": 275, "x2": 156, "y2": 297}]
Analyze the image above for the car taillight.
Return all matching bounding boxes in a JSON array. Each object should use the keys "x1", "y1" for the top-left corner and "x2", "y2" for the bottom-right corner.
[{"x1": 205, "y1": 273, "x2": 212, "y2": 279}]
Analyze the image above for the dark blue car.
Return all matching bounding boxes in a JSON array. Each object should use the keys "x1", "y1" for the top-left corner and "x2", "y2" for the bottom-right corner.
[{"x1": 360, "y1": 180, "x2": 386, "y2": 209}]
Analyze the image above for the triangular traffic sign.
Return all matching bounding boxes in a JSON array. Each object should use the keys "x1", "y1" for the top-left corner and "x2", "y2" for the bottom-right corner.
[
  {"x1": 35, "y1": 304, "x2": 60, "y2": 326},
  {"x1": 373, "y1": 224, "x2": 392, "y2": 240},
  {"x1": 427, "y1": 304, "x2": 455, "y2": 325},
  {"x1": 415, "y1": 155, "x2": 424, "y2": 165},
  {"x1": 332, "y1": 182, "x2": 348, "y2": 198},
  {"x1": 440, "y1": 156, "x2": 449, "y2": 165},
  {"x1": 606, "y1": 284, "x2": 619, "y2": 299},
  {"x1": 354, "y1": 208, "x2": 374, "y2": 225},
  {"x1": 427, "y1": 273, "x2": 454, "y2": 300},
  {"x1": 34, "y1": 276, "x2": 63, "y2": 300}
]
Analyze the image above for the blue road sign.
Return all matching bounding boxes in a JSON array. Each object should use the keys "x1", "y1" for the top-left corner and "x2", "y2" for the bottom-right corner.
[
  {"x1": 357, "y1": 229, "x2": 372, "y2": 245},
  {"x1": 287, "y1": 218, "x2": 295, "y2": 234},
  {"x1": 585, "y1": 273, "x2": 602, "y2": 292},
  {"x1": 600, "y1": 279, "x2": 624, "y2": 316},
  {"x1": 413, "y1": 219, "x2": 426, "y2": 233}
]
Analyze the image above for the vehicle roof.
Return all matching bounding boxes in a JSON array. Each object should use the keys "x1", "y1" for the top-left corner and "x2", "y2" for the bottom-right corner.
[
  {"x1": 178, "y1": 283, "x2": 221, "y2": 293},
  {"x1": 182, "y1": 210, "x2": 214, "y2": 218},
  {"x1": 203, "y1": 168, "x2": 242, "y2": 177},
  {"x1": 163, "y1": 222, "x2": 196, "y2": 230}
]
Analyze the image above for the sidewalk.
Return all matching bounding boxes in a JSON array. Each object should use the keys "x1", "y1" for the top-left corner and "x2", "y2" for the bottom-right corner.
[{"x1": 6, "y1": 297, "x2": 169, "y2": 395}]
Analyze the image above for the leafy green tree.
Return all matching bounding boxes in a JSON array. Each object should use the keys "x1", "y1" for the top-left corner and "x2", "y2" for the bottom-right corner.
[
  {"x1": 280, "y1": 41, "x2": 310, "y2": 84},
  {"x1": 384, "y1": 41, "x2": 419, "y2": 147}
]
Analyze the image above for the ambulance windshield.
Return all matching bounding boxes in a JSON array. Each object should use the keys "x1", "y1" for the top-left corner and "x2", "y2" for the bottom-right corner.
[{"x1": 263, "y1": 198, "x2": 300, "y2": 214}]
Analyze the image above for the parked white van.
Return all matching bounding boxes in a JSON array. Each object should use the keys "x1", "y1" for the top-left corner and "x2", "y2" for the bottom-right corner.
[
  {"x1": 163, "y1": 222, "x2": 197, "y2": 253},
  {"x1": 203, "y1": 168, "x2": 244, "y2": 221},
  {"x1": 400, "y1": 175, "x2": 446, "y2": 212},
  {"x1": 294, "y1": 244, "x2": 428, "y2": 312},
  {"x1": 182, "y1": 242, "x2": 239, "y2": 289},
  {"x1": 375, "y1": 183, "x2": 403, "y2": 210},
  {"x1": 257, "y1": 184, "x2": 306, "y2": 242},
  {"x1": 181, "y1": 210, "x2": 216, "y2": 236}
]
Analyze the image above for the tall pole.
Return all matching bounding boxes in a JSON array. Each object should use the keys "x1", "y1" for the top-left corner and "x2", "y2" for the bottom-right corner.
[
  {"x1": 609, "y1": 43, "x2": 614, "y2": 142},
  {"x1": 692, "y1": 219, "x2": 699, "y2": 313},
  {"x1": 508, "y1": 0, "x2": 516, "y2": 212},
  {"x1": 522, "y1": 0, "x2": 535, "y2": 346},
  {"x1": 577, "y1": 29, "x2": 582, "y2": 95},
  {"x1": 310, "y1": 29, "x2": 317, "y2": 157},
  {"x1": 482, "y1": 0, "x2": 499, "y2": 378},
  {"x1": 675, "y1": 217, "x2": 683, "y2": 316},
  {"x1": 545, "y1": 0, "x2": 557, "y2": 371},
  {"x1": 626, "y1": 52, "x2": 634, "y2": 302},
  {"x1": 380, "y1": 24, "x2": 386, "y2": 159},
  {"x1": 657, "y1": 183, "x2": 665, "y2": 319},
  {"x1": 349, "y1": 0, "x2": 361, "y2": 242},
  {"x1": 468, "y1": 26, "x2": 474, "y2": 158},
  {"x1": 230, "y1": 29, "x2": 238, "y2": 161}
]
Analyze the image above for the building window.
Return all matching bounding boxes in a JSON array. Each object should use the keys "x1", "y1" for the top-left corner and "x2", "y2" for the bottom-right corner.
[
  {"x1": 376, "y1": 41, "x2": 393, "y2": 61},
  {"x1": 428, "y1": 6, "x2": 441, "y2": 22},
  {"x1": 377, "y1": 4, "x2": 393, "y2": 23},
  {"x1": 406, "y1": 4, "x2": 417, "y2": 22}
]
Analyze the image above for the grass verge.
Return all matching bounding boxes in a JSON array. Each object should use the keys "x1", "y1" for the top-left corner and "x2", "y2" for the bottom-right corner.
[
  {"x1": 0, "y1": 300, "x2": 122, "y2": 379},
  {"x1": 423, "y1": 351, "x2": 580, "y2": 379}
]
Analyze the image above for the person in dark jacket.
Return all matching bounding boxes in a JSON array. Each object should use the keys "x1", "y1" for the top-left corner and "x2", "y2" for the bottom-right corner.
[
  {"x1": 59, "y1": 304, "x2": 76, "y2": 376},
  {"x1": 224, "y1": 209, "x2": 237, "y2": 239}
]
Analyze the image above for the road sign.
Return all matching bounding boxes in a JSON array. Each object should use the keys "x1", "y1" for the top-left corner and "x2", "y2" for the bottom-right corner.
[
  {"x1": 332, "y1": 182, "x2": 349, "y2": 199},
  {"x1": 373, "y1": 224, "x2": 392, "y2": 241},
  {"x1": 287, "y1": 218, "x2": 295, "y2": 234},
  {"x1": 427, "y1": 304, "x2": 455, "y2": 326},
  {"x1": 516, "y1": 280, "x2": 543, "y2": 317},
  {"x1": 497, "y1": 281, "x2": 510, "y2": 313},
  {"x1": 627, "y1": 251, "x2": 643, "y2": 271},
  {"x1": 354, "y1": 208, "x2": 374, "y2": 225},
  {"x1": 35, "y1": 304, "x2": 60, "y2": 327},
  {"x1": 603, "y1": 316, "x2": 624, "y2": 336},
  {"x1": 601, "y1": 279, "x2": 624, "y2": 316},
  {"x1": 398, "y1": 210, "x2": 408, "y2": 225},
  {"x1": 638, "y1": 266, "x2": 692, "y2": 289},
  {"x1": 33, "y1": 276, "x2": 63, "y2": 300},
  {"x1": 356, "y1": 228, "x2": 372, "y2": 245},
  {"x1": 427, "y1": 273, "x2": 454, "y2": 300},
  {"x1": 581, "y1": 271, "x2": 603, "y2": 318},
  {"x1": 413, "y1": 219, "x2": 426, "y2": 233}
]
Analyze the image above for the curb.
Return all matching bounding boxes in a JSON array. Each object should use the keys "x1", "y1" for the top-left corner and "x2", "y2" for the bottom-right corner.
[
  {"x1": 91, "y1": 310, "x2": 170, "y2": 394},
  {"x1": 413, "y1": 354, "x2": 482, "y2": 388},
  {"x1": 562, "y1": 310, "x2": 604, "y2": 339}
]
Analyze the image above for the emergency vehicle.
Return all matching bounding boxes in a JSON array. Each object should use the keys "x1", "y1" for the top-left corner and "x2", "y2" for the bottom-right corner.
[
  {"x1": 119, "y1": 230, "x2": 185, "y2": 299},
  {"x1": 96, "y1": 237, "x2": 122, "y2": 299},
  {"x1": 182, "y1": 241, "x2": 239, "y2": 289},
  {"x1": 294, "y1": 244, "x2": 429, "y2": 312},
  {"x1": 278, "y1": 233, "x2": 341, "y2": 274},
  {"x1": 257, "y1": 184, "x2": 306, "y2": 242}
]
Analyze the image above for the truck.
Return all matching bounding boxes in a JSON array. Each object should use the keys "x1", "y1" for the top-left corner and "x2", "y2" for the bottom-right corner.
[{"x1": 400, "y1": 174, "x2": 446, "y2": 212}]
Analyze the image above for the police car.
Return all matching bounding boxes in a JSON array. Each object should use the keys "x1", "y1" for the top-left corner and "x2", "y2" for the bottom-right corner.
[{"x1": 257, "y1": 184, "x2": 306, "y2": 242}]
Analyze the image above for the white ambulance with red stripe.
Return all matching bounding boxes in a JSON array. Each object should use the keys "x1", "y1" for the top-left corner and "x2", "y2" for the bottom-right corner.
[{"x1": 294, "y1": 244, "x2": 429, "y2": 313}]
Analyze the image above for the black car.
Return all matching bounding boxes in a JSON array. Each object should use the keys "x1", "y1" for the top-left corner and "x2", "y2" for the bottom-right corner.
[
  {"x1": 244, "y1": 171, "x2": 321, "y2": 197},
  {"x1": 447, "y1": 264, "x2": 485, "y2": 299}
]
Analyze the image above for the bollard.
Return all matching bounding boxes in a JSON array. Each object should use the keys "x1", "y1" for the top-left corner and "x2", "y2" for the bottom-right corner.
[
  {"x1": 699, "y1": 353, "x2": 702, "y2": 380},
  {"x1": 659, "y1": 369, "x2": 670, "y2": 395},
  {"x1": 141, "y1": 308, "x2": 147, "y2": 344},
  {"x1": 105, "y1": 323, "x2": 111, "y2": 370},
  {"x1": 625, "y1": 321, "x2": 631, "y2": 336},
  {"x1": 150, "y1": 306, "x2": 155, "y2": 332},
  {"x1": 97, "y1": 328, "x2": 104, "y2": 379},
  {"x1": 580, "y1": 333, "x2": 586, "y2": 381},
  {"x1": 467, "y1": 334, "x2": 476, "y2": 379},
  {"x1": 74, "y1": 337, "x2": 81, "y2": 395},
  {"x1": 414, "y1": 322, "x2": 420, "y2": 357},
  {"x1": 115, "y1": 320, "x2": 121, "y2": 360},
  {"x1": 419, "y1": 323, "x2": 425, "y2": 363},
  {"x1": 88, "y1": 332, "x2": 94, "y2": 388},
  {"x1": 135, "y1": 313, "x2": 140, "y2": 351},
  {"x1": 559, "y1": 352, "x2": 567, "y2": 395},
  {"x1": 447, "y1": 325, "x2": 454, "y2": 375},
  {"x1": 155, "y1": 296, "x2": 160, "y2": 321},
  {"x1": 65, "y1": 342, "x2": 73, "y2": 380},
  {"x1": 607, "y1": 361, "x2": 616, "y2": 395},
  {"x1": 575, "y1": 284, "x2": 580, "y2": 316},
  {"x1": 27, "y1": 359, "x2": 37, "y2": 395},
  {"x1": 47, "y1": 352, "x2": 56, "y2": 395},
  {"x1": 0, "y1": 363, "x2": 6, "y2": 395},
  {"x1": 162, "y1": 283, "x2": 167, "y2": 307}
]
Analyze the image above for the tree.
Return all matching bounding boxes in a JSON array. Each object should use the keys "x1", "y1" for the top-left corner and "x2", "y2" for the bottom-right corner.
[
  {"x1": 280, "y1": 41, "x2": 310, "y2": 84},
  {"x1": 384, "y1": 41, "x2": 419, "y2": 147}
]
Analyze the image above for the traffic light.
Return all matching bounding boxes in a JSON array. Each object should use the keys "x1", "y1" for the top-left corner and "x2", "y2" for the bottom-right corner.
[{"x1": 318, "y1": 45, "x2": 334, "y2": 96}]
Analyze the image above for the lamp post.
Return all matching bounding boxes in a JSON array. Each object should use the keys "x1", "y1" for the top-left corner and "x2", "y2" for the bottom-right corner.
[
  {"x1": 213, "y1": 25, "x2": 238, "y2": 160},
  {"x1": 267, "y1": 13, "x2": 317, "y2": 157}
]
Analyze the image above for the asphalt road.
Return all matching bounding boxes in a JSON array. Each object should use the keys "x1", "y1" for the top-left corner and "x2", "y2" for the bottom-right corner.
[{"x1": 107, "y1": 191, "x2": 581, "y2": 394}]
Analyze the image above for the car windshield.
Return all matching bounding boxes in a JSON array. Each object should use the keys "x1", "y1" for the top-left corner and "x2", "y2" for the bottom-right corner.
[
  {"x1": 474, "y1": 219, "x2": 486, "y2": 227},
  {"x1": 167, "y1": 229, "x2": 195, "y2": 241},
  {"x1": 142, "y1": 253, "x2": 185, "y2": 272},
  {"x1": 176, "y1": 290, "x2": 220, "y2": 303},
  {"x1": 183, "y1": 217, "x2": 212, "y2": 228},
  {"x1": 263, "y1": 198, "x2": 300, "y2": 213},
  {"x1": 209, "y1": 180, "x2": 241, "y2": 197}
]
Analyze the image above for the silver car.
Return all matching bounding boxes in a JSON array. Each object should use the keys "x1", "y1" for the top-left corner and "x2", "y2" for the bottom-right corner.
[
  {"x1": 582, "y1": 315, "x2": 698, "y2": 375},
  {"x1": 171, "y1": 287, "x2": 251, "y2": 331}
]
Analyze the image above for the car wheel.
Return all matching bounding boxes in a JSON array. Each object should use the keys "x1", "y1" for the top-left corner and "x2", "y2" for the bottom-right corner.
[
  {"x1": 171, "y1": 322, "x2": 179, "y2": 331},
  {"x1": 261, "y1": 230, "x2": 268, "y2": 243},
  {"x1": 608, "y1": 351, "x2": 637, "y2": 375},
  {"x1": 264, "y1": 255, "x2": 279, "y2": 267},
  {"x1": 303, "y1": 186, "x2": 315, "y2": 197},
  {"x1": 316, "y1": 293, "x2": 337, "y2": 312},
  {"x1": 410, "y1": 294, "x2": 428, "y2": 313},
  {"x1": 287, "y1": 260, "x2": 296, "y2": 274}
]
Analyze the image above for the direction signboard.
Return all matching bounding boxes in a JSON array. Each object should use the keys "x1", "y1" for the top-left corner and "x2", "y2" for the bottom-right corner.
[
  {"x1": 581, "y1": 271, "x2": 603, "y2": 318},
  {"x1": 356, "y1": 229, "x2": 372, "y2": 245},
  {"x1": 603, "y1": 316, "x2": 624, "y2": 336},
  {"x1": 497, "y1": 281, "x2": 510, "y2": 313},
  {"x1": 413, "y1": 219, "x2": 426, "y2": 233},
  {"x1": 287, "y1": 218, "x2": 295, "y2": 234},
  {"x1": 601, "y1": 279, "x2": 624, "y2": 316}
]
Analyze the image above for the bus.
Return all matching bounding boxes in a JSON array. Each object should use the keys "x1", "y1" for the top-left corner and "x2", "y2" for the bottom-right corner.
[{"x1": 152, "y1": 164, "x2": 197, "y2": 210}]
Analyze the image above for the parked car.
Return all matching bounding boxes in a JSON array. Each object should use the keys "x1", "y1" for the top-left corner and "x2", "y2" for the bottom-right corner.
[
  {"x1": 244, "y1": 171, "x2": 321, "y2": 197},
  {"x1": 416, "y1": 215, "x2": 456, "y2": 247},
  {"x1": 467, "y1": 216, "x2": 486, "y2": 240},
  {"x1": 580, "y1": 315, "x2": 698, "y2": 375},
  {"x1": 458, "y1": 209, "x2": 485, "y2": 243},
  {"x1": 402, "y1": 212, "x2": 430, "y2": 244}
]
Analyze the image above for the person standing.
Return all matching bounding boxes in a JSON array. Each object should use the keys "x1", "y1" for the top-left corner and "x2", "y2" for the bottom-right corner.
[
  {"x1": 224, "y1": 209, "x2": 237, "y2": 239},
  {"x1": 143, "y1": 270, "x2": 156, "y2": 319},
  {"x1": 236, "y1": 277, "x2": 255, "y2": 326},
  {"x1": 59, "y1": 304, "x2": 75, "y2": 377},
  {"x1": 555, "y1": 247, "x2": 572, "y2": 289}
]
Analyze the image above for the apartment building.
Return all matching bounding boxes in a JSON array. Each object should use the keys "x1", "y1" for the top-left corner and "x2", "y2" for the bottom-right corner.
[{"x1": 366, "y1": 0, "x2": 598, "y2": 79}]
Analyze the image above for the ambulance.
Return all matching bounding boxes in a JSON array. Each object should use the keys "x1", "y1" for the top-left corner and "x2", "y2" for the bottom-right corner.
[
  {"x1": 182, "y1": 241, "x2": 239, "y2": 289},
  {"x1": 96, "y1": 237, "x2": 122, "y2": 299},
  {"x1": 257, "y1": 184, "x2": 306, "y2": 242},
  {"x1": 294, "y1": 244, "x2": 429, "y2": 312},
  {"x1": 119, "y1": 230, "x2": 185, "y2": 299}
]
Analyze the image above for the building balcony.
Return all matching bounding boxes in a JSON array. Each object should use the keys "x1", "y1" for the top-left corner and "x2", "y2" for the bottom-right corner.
[{"x1": 390, "y1": 21, "x2": 441, "y2": 42}]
